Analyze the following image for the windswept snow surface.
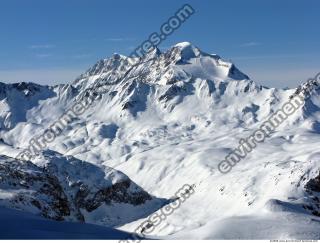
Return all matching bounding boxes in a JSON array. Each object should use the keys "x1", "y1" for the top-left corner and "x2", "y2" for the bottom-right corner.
[{"x1": 0, "y1": 42, "x2": 319, "y2": 239}]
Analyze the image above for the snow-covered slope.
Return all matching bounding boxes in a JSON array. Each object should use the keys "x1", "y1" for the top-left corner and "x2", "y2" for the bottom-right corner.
[
  {"x1": 0, "y1": 42, "x2": 319, "y2": 239},
  {"x1": 0, "y1": 206, "x2": 140, "y2": 239}
]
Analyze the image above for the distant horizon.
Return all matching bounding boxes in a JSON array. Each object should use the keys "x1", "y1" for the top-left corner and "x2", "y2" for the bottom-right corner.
[{"x1": 1, "y1": 0, "x2": 319, "y2": 88}]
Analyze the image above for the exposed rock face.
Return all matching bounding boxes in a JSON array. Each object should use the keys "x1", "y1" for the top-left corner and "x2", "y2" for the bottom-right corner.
[
  {"x1": 304, "y1": 172, "x2": 320, "y2": 217},
  {"x1": 0, "y1": 155, "x2": 70, "y2": 220},
  {"x1": 306, "y1": 172, "x2": 320, "y2": 192},
  {"x1": 0, "y1": 153, "x2": 158, "y2": 225}
]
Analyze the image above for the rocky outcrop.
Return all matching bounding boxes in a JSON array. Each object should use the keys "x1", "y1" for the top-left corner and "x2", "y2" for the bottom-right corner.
[
  {"x1": 0, "y1": 156, "x2": 70, "y2": 221},
  {"x1": 306, "y1": 172, "x2": 320, "y2": 192},
  {"x1": 304, "y1": 172, "x2": 320, "y2": 217},
  {"x1": 0, "y1": 153, "x2": 160, "y2": 225}
]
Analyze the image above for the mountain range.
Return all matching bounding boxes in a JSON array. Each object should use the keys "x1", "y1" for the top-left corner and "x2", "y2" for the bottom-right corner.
[{"x1": 0, "y1": 42, "x2": 319, "y2": 239}]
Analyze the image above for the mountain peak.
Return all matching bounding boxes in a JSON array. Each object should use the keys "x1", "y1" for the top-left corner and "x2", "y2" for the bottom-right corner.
[
  {"x1": 174, "y1": 41, "x2": 193, "y2": 48},
  {"x1": 172, "y1": 41, "x2": 201, "y2": 59},
  {"x1": 142, "y1": 46, "x2": 162, "y2": 60},
  {"x1": 111, "y1": 53, "x2": 127, "y2": 60}
]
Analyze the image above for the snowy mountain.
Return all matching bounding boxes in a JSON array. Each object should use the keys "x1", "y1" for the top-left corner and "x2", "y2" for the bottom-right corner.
[{"x1": 0, "y1": 42, "x2": 319, "y2": 239}]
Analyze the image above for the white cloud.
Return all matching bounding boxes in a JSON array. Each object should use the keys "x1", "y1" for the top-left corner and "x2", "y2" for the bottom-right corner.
[
  {"x1": 231, "y1": 54, "x2": 302, "y2": 60},
  {"x1": 104, "y1": 37, "x2": 135, "y2": 42},
  {"x1": 29, "y1": 44, "x2": 55, "y2": 49},
  {"x1": 240, "y1": 42, "x2": 261, "y2": 47}
]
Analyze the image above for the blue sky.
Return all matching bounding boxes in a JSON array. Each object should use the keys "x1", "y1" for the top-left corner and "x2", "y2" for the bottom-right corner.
[{"x1": 0, "y1": 0, "x2": 319, "y2": 88}]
